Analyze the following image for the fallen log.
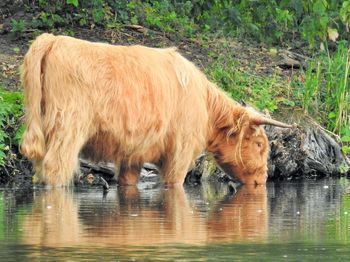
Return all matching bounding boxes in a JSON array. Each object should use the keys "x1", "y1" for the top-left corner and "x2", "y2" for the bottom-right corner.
[{"x1": 266, "y1": 125, "x2": 349, "y2": 179}]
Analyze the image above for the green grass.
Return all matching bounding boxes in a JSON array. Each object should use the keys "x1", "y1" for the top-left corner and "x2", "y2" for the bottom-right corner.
[
  {"x1": 293, "y1": 42, "x2": 350, "y2": 154},
  {"x1": 324, "y1": 42, "x2": 350, "y2": 134},
  {"x1": 205, "y1": 51, "x2": 294, "y2": 113}
]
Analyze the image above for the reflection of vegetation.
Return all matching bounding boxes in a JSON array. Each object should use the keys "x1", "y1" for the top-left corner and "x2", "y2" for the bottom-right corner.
[
  {"x1": 327, "y1": 179, "x2": 350, "y2": 241},
  {"x1": 0, "y1": 191, "x2": 27, "y2": 242},
  {"x1": 201, "y1": 181, "x2": 231, "y2": 204},
  {"x1": 327, "y1": 194, "x2": 350, "y2": 241},
  {"x1": 339, "y1": 194, "x2": 350, "y2": 239}
]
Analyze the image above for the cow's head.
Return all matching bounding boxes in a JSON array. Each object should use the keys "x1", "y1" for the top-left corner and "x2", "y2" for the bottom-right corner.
[{"x1": 208, "y1": 107, "x2": 294, "y2": 185}]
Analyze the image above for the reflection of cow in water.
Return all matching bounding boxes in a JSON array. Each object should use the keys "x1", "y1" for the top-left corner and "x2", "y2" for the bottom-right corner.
[
  {"x1": 21, "y1": 33, "x2": 292, "y2": 187},
  {"x1": 21, "y1": 185, "x2": 267, "y2": 246}
]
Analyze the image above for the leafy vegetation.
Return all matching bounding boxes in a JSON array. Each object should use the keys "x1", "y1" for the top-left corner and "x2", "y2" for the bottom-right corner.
[
  {"x1": 326, "y1": 179, "x2": 350, "y2": 240},
  {"x1": 10, "y1": 19, "x2": 27, "y2": 35},
  {"x1": 0, "y1": 88, "x2": 24, "y2": 166},
  {"x1": 294, "y1": 41, "x2": 350, "y2": 154},
  {"x1": 10, "y1": 0, "x2": 350, "y2": 48}
]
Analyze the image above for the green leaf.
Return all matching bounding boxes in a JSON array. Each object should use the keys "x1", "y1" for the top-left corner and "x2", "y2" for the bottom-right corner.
[
  {"x1": 341, "y1": 136, "x2": 350, "y2": 143},
  {"x1": 313, "y1": 0, "x2": 327, "y2": 14},
  {"x1": 339, "y1": 162, "x2": 350, "y2": 174},
  {"x1": 12, "y1": 47, "x2": 20, "y2": 54},
  {"x1": 79, "y1": 18, "x2": 87, "y2": 26},
  {"x1": 0, "y1": 146, "x2": 5, "y2": 167},
  {"x1": 340, "y1": 1, "x2": 350, "y2": 24},
  {"x1": 130, "y1": 16, "x2": 138, "y2": 25},
  {"x1": 342, "y1": 145, "x2": 350, "y2": 154},
  {"x1": 14, "y1": 124, "x2": 25, "y2": 145},
  {"x1": 282, "y1": 99, "x2": 295, "y2": 107},
  {"x1": 92, "y1": 8, "x2": 105, "y2": 23},
  {"x1": 328, "y1": 111, "x2": 336, "y2": 119},
  {"x1": 319, "y1": 16, "x2": 329, "y2": 29},
  {"x1": 66, "y1": 0, "x2": 79, "y2": 8}
]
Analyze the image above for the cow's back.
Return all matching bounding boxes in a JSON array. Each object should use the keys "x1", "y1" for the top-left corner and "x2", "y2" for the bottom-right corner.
[{"x1": 42, "y1": 36, "x2": 209, "y2": 163}]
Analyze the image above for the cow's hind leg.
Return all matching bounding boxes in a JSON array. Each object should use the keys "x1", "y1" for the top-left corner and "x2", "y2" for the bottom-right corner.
[
  {"x1": 40, "y1": 117, "x2": 89, "y2": 187},
  {"x1": 118, "y1": 164, "x2": 141, "y2": 186}
]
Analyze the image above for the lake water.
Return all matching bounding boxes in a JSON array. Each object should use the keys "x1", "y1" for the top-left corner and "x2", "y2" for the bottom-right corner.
[{"x1": 0, "y1": 178, "x2": 350, "y2": 261}]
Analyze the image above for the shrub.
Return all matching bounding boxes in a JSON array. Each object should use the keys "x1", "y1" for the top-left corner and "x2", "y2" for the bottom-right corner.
[
  {"x1": 10, "y1": 0, "x2": 350, "y2": 48},
  {"x1": 0, "y1": 88, "x2": 23, "y2": 166}
]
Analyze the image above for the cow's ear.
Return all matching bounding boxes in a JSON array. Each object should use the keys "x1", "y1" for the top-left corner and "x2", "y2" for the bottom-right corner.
[{"x1": 249, "y1": 124, "x2": 259, "y2": 132}]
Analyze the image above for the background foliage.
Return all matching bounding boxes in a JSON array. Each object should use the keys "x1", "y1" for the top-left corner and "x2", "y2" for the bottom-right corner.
[{"x1": 10, "y1": 0, "x2": 350, "y2": 47}]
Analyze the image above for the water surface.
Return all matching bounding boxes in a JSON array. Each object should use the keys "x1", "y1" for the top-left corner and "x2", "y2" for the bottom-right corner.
[{"x1": 0, "y1": 179, "x2": 350, "y2": 261}]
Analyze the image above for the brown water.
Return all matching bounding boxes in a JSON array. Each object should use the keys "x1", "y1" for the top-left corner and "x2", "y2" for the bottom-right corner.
[{"x1": 1, "y1": 179, "x2": 350, "y2": 261}]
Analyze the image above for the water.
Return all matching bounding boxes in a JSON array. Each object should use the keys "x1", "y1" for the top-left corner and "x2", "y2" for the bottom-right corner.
[{"x1": 0, "y1": 178, "x2": 350, "y2": 261}]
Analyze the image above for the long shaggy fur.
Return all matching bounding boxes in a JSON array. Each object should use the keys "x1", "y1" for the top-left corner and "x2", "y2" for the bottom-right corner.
[{"x1": 21, "y1": 33, "x2": 271, "y2": 186}]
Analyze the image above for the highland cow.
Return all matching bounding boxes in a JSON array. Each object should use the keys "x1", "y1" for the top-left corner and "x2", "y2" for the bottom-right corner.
[{"x1": 21, "y1": 33, "x2": 292, "y2": 187}]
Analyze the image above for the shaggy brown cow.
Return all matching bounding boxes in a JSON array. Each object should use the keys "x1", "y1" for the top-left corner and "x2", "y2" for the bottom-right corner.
[{"x1": 20, "y1": 33, "x2": 292, "y2": 187}]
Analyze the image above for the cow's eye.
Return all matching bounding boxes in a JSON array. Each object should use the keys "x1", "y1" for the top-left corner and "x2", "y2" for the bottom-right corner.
[
  {"x1": 228, "y1": 133, "x2": 236, "y2": 139},
  {"x1": 257, "y1": 142, "x2": 263, "y2": 148}
]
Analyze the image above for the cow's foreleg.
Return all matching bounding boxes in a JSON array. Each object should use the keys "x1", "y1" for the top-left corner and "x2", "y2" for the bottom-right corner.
[{"x1": 162, "y1": 152, "x2": 194, "y2": 186}]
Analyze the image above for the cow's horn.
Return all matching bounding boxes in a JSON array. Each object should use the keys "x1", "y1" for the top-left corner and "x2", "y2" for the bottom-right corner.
[{"x1": 251, "y1": 116, "x2": 296, "y2": 128}]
